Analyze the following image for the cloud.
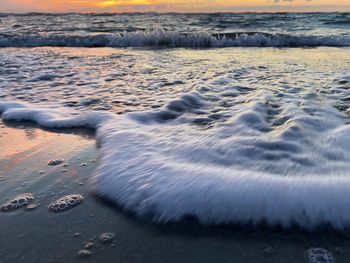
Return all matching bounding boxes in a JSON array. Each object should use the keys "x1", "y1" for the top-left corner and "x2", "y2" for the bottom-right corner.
[{"x1": 272, "y1": 0, "x2": 312, "y2": 2}]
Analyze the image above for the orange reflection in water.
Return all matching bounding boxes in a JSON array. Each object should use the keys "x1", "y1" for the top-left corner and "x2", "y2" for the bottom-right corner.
[
  {"x1": 0, "y1": 126, "x2": 53, "y2": 159},
  {"x1": 0, "y1": 122, "x2": 94, "y2": 175}
]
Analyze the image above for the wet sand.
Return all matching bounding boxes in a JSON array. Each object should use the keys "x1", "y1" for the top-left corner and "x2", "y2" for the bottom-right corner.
[{"x1": 1, "y1": 120, "x2": 350, "y2": 263}]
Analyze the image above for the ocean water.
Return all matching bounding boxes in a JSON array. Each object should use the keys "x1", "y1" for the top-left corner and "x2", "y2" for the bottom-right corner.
[
  {"x1": 1, "y1": 13, "x2": 350, "y2": 230},
  {"x1": 0, "y1": 12, "x2": 350, "y2": 47}
]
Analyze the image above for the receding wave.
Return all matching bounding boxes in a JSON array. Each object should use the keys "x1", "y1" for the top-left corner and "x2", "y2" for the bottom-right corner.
[
  {"x1": 2, "y1": 81, "x2": 350, "y2": 230},
  {"x1": 1, "y1": 29, "x2": 350, "y2": 48}
]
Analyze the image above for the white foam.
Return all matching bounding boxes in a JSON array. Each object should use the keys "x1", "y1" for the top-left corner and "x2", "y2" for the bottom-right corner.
[
  {"x1": 0, "y1": 101, "x2": 114, "y2": 129},
  {"x1": 1, "y1": 28, "x2": 350, "y2": 48},
  {"x1": 2, "y1": 97, "x2": 350, "y2": 230}
]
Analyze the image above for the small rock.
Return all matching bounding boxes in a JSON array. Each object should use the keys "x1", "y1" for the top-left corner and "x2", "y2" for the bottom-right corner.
[
  {"x1": 24, "y1": 204, "x2": 38, "y2": 211},
  {"x1": 81, "y1": 163, "x2": 88, "y2": 167},
  {"x1": 77, "y1": 249, "x2": 91, "y2": 258},
  {"x1": 61, "y1": 169, "x2": 68, "y2": 173},
  {"x1": 262, "y1": 246, "x2": 274, "y2": 256},
  {"x1": 39, "y1": 171, "x2": 45, "y2": 174},
  {"x1": 99, "y1": 233, "x2": 115, "y2": 244},
  {"x1": 47, "y1": 159, "x2": 64, "y2": 166},
  {"x1": 63, "y1": 164, "x2": 69, "y2": 167},
  {"x1": 74, "y1": 233, "x2": 80, "y2": 238},
  {"x1": 84, "y1": 242, "x2": 94, "y2": 249}
]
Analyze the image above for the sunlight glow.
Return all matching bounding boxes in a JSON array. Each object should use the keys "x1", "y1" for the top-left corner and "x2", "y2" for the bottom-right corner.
[
  {"x1": 98, "y1": 0, "x2": 118, "y2": 6},
  {"x1": 97, "y1": 0, "x2": 154, "y2": 7},
  {"x1": 0, "y1": 0, "x2": 349, "y2": 12}
]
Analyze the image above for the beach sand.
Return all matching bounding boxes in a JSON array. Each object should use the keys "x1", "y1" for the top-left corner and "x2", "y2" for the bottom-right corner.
[{"x1": 1, "y1": 120, "x2": 350, "y2": 263}]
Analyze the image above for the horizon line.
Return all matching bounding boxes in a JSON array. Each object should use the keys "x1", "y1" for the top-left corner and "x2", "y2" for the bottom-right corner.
[{"x1": 1, "y1": 10, "x2": 350, "y2": 14}]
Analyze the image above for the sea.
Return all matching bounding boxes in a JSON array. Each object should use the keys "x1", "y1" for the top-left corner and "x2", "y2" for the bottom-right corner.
[{"x1": 0, "y1": 12, "x2": 350, "y2": 230}]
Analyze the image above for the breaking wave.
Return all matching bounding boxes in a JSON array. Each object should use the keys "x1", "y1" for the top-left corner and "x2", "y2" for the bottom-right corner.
[
  {"x1": 1, "y1": 29, "x2": 350, "y2": 48},
  {"x1": 2, "y1": 83, "x2": 350, "y2": 231}
]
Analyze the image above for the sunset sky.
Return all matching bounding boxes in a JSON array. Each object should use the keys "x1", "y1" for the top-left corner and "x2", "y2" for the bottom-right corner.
[{"x1": 1, "y1": 0, "x2": 349, "y2": 13}]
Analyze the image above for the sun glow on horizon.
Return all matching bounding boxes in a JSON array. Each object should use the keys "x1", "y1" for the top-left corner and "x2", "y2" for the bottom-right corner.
[
  {"x1": 97, "y1": 0, "x2": 155, "y2": 7},
  {"x1": 0, "y1": 0, "x2": 349, "y2": 13},
  {"x1": 98, "y1": 1, "x2": 119, "y2": 7}
]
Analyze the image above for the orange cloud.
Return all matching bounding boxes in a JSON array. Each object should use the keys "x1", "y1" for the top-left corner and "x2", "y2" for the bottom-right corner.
[{"x1": 97, "y1": 0, "x2": 157, "y2": 7}]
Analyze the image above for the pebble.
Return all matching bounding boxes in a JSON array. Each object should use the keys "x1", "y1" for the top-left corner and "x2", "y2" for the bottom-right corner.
[
  {"x1": 84, "y1": 242, "x2": 94, "y2": 249},
  {"x1": 77, "y1": 249, "x2": 91, "y2": 258},
  {"x1": 74, "y1": 233, "x2": 80, "y2": 238},
  {"x1": 47, "y1": 159, "x2": 64, "y2": 166},
  {"x1": 261, "y1": 246, "x2": 274, "y2": 256},
  {"x1": 24, "y1": 204, "x2": 38, "y2": 211},
  {"x1": 99, "y1": 233, "x2": 115, "y2": 244},
  {"x1": 81, "y1": 163, "x2": 88, "y2": 167}
]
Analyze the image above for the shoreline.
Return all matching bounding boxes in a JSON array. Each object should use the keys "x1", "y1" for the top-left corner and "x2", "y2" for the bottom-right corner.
[
  {"x1": 1, "y1": 120, "x2": 350, "y2": 262},
  {"x1": 0, "y1": 11, "x2": 349, "y2": 262}
]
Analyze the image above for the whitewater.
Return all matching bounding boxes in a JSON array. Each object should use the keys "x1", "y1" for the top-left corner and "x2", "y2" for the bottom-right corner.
[
  {"x1": 1, "y1": 13, "x2": 350, "y2": 230},
  {"x1": 0, "y1": 12, "x2": 350, "y2": 48}
]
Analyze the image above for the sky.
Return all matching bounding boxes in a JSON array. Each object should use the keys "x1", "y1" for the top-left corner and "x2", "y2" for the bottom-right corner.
[{"x1": 0, "y1": 0, "x2": 349, "y2": 13}]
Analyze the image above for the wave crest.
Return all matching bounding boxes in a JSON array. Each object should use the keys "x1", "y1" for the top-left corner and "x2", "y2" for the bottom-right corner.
[
  {"x1": 1, "y1": 28, "x2": 350, "y2": 48},
  {"x1": 2, "y1": 97, "x2": 350, "y2": 230}
]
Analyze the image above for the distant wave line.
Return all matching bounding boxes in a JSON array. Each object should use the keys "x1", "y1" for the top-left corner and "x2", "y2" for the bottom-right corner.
[{"x1": 0, "y1": 30, "x2": 349, "y2": 48}]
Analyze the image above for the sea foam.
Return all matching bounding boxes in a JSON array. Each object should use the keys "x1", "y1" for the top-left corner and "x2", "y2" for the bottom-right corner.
[
  {"x1": 2, "y1": 89, "x2": 350, "y2": 230},
  {"x1": 1, "y1": 29, "x2": 350, "y2": 48}
]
